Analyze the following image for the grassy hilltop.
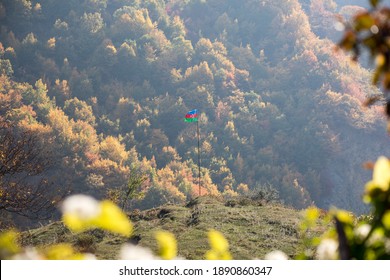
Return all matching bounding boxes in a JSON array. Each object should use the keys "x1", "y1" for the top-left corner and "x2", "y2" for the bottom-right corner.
[{"x1": 20, "y1": 196, "x2": 324, "y2": 260}]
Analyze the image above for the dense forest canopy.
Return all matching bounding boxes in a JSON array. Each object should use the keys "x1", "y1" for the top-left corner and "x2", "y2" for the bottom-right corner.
[{"x1": 1, "y1": 0, "x2": 389, "y2": 226}]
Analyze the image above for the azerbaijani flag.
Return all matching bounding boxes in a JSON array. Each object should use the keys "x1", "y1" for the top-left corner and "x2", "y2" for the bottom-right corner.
[{"x1": 184, "y1": 109, "x2": 198, "y2": 122}]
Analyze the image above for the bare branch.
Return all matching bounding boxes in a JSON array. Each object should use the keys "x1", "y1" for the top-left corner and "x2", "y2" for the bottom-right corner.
[{"x1": 0, "y1": 119, "x2": 63, "y2": 221}]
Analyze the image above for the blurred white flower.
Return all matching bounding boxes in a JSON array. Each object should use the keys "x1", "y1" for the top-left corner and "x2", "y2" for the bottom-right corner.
[
  {"x1": 13, "y1": 247, "x2": 43, "y2": 260},
  {"x1": 334, "y1": 22, "x2": 345, "y2": 32},
  {"x1": 61, "y1": 194, "x2": 101, "y2": 219},
  {"x1": 83, "y1": 253, "x2": 97, "y2": 260},
  {"x1": 316, "y1": 239, "x2": 339, "y2": 260},
  {"x1": 354, "y1": 224, "x2": 371, "y2": 241},
  {"x1": 119, "y1": 243, "x2": 158, "y2": 260},
  {"x1": 385, "y1": 239, "x2": 390, "y2": 253},
  {"x1": 264, "y1": 250, "x2": 288, "y2": 260},
  {"x1": 370, "y1": 25, "x2": 379, "y2": 34}
]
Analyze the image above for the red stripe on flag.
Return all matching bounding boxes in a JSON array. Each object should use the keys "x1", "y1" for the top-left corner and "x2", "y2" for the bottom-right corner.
[{"x1": 185, "y1": 113, "x2": 198, "y2": 119}]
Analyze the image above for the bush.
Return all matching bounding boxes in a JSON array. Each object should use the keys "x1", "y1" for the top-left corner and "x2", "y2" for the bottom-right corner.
[
  {"x1": 74, "y1": 233, "x2": 96, "y2": 253},
  {"x1": 250, "y1": 183, "x2": 280, "y2": 203}
]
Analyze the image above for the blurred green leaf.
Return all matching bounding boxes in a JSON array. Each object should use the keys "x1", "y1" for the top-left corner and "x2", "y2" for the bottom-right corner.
[
  {"x1": 370, "y1": 0, "x2": 380, "y2": 8},
  {"x1": 354, "y1": 13, "x2": 375, "y2": 31},
  {"x1": 384, "y1": 73, "x2": 390, "y2": 90},
  {"x1": 383, "y1": 211, "x2": 390, "y2": 229},
  {"x1": 372, "y1": 68, "x2": 382, "y2": 86}
]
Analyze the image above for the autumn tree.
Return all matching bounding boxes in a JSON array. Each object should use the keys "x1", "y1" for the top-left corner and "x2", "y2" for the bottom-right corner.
[
  {"x1": 120, "y1": 168, "x2": 148, "y2": 211},
  {"x1": 64, "y1": 97, "x2": 96, "y2": 126},
  {"x1": 0, "y1": 118, "x2": 60, "y2": 221},
  {"x1": 338, "y1": 0, "x2": 390, "y2": 116},
  {"x1": 0, "y1": 43, "x2": 14, "y2": 77}
]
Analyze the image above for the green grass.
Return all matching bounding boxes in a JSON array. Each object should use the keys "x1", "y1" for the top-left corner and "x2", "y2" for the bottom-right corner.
[{"x1": 20, "y1": 196, "x2": 323, "y2": 259}]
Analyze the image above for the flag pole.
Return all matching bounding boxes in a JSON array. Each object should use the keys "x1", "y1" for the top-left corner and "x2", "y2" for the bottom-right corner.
[
  {"x1": 184, "y1": 109, "x2": 201, "y2": 197},
  {"x1": 197, "y1": 118, "x2": 201, "y2": 197}
]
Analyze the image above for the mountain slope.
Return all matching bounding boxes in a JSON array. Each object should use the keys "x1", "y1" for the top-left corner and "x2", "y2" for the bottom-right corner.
[{"x1": 0, "y1": 0, "x2": 388, "y2": 229}]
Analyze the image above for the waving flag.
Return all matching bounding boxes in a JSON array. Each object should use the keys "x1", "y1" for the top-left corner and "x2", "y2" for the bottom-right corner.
[{"x1": 184, "y1": 109, "x2": 198, "y2": 122}]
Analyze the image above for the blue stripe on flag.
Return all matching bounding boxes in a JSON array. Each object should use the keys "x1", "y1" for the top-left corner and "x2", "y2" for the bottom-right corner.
[{"x1": 187, "y1": 109, "x2": 198, "y2": 115}]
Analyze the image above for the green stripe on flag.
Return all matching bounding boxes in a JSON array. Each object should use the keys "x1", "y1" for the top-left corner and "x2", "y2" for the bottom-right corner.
[{"x1": 184, "y1": 118, "x2": 198, "y2": 122}]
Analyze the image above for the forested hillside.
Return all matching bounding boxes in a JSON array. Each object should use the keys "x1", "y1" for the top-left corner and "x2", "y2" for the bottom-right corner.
[{"x1": 1, "y1": 0, "x2": 388, "y2": 227}]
